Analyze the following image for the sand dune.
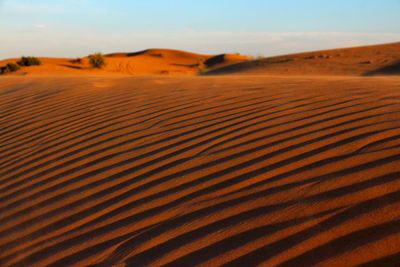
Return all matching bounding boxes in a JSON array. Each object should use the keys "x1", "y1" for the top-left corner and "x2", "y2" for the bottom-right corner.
[
  {"x1": 2, "y1": 42, "x2": 400, "y2": 77},
  {"x1": 206, "y1": 42, "x2": 400, "y2": 76},
  {"x1": 0, "y1": 72, "x2": 400, "y2": 266},
  {"x1": 0, "y1": 49, "x2": 251, "y2": 76}
]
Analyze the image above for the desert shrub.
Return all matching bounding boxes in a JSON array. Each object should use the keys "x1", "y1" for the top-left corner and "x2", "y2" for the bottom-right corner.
[
  {"x1": 0, "y1": 62, "x2": 21, "y2": 75},
  {"x1": 198, "y1": 67, "x2": 209, "y2": 74},
  {"x1": 196, "y1": 57, "x2": 204, "y2": 66},
  {"x1": 89, "y1": 53, "x2": 106, "y2": 68},
  {"x1": 0, "y1": 66, "x2": 9, "y2": 75},
  {"x1": 18, "y1": 56, "x2": 42, "y2": 66},
  {"x1": 6, "y1": 62, "x2": 20, "y2": 72},
  {"x1": 71, "y1": 57, "x2": 82, "y2": 64}
]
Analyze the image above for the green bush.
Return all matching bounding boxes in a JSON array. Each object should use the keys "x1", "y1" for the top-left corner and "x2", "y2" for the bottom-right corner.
[
  {"x1": 18, "y1": 56, "x2": 42, "y2": 66},
  {"x1": 89, "y1": 53, "x2": 106, "y2": 68},
  {"x1": 6, "y1": 62, "x2": 20, "y2": 72}
]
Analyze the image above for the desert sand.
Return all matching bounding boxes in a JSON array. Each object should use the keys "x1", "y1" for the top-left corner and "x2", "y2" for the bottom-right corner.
[
  {"x1": 207, "y1": 42, "x2": 400, "y2": 76},
  {"x1": 0, "y1": 43, "x2": 400, "y2": 266},
  {"x1": 0, "y1": 49, "x2": 251, "y2": 76}
]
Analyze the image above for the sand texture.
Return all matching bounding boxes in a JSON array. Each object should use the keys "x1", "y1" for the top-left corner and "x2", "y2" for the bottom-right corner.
[
  {"x1": 1, "y1": 42, "x2": 400, "y2": 266},
  {"x1": 0, "y1": 73, "x2": 400, "y2": 266}
]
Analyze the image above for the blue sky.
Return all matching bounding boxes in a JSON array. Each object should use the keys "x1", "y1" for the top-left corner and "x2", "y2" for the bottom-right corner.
[{"x1": 1, "y1": 0, "x2": 400, "y2": 59}]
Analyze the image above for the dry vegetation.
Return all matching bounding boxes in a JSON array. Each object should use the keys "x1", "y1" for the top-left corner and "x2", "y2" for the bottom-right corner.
[{"x1": 89, "y1": 53, "x2": 106, "y2": 68}]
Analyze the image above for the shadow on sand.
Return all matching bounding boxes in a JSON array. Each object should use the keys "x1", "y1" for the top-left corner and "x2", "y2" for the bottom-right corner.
[
  {"x1": 364, "y1": 60, "x2": 400, "y2": 76},
  {"x1": 58, "y1": 64, "x2": 83, "y2": 70}
]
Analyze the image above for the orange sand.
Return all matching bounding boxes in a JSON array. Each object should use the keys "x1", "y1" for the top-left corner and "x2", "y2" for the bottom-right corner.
[
  {"x1": 0, "y1": 49, "x2": 251, "y2": 76},
  {"x1": 207, "y1": 42, "x2": 400, "y2": 76},
  {"x1": 0, "y1": 43, "x2": 400, "y2": 266}
]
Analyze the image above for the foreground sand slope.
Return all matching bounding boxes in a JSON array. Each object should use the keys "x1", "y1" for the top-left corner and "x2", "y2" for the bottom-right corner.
[
  {"x1": 207, "y1": 42, "x2": 400, "y2": 76},
  {"x1": 0, "y1": 49, "x2": 251, "y2": 76},
  {"x1": 0, "y1": 75, "x2": 400, "y2": 266}
]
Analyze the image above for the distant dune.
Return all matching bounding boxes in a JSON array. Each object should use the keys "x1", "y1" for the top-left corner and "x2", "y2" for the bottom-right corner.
[
  {"x1": 2, "y1": 43, "x2": 400, "y2": 77},
  {"x1": 206, "y1": 42, "x2": 400, "y2": 76},
  {"x1": 0, "y1": 49, "x2": 251, "y2": 76}
]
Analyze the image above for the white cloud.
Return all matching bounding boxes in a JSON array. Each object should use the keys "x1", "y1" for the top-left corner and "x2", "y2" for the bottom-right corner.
[{"x1": 34, "y1": 24, "x2": 46, "y2": 29}]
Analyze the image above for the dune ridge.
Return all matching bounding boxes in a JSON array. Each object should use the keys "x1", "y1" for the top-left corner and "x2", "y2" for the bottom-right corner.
[
  {"x1": 0, "y1": 74, "x2": 400, "y2": 266},
  {"x1": 206, "y1": 42, "x2": 400, "y2": 76},
  {"x1": 0, "y1": 49, "x2": 251, "y2": 76},
  {"x1": 2, "y1": 42, "x2": 400, "y2": 77}
]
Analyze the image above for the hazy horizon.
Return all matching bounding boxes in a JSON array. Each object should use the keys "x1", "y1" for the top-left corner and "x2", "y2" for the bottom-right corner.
[{"x1": 1, "y1": 0, "x2": 400, "y2": 60}]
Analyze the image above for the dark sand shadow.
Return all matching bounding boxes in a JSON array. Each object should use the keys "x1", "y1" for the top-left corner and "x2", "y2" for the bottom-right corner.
[
  {"x1": 58, "y1": 64, "x2": 83, "y2": 70},
  {"x1": 364, "y1": 60, "x2": 400, "y2": 76}
]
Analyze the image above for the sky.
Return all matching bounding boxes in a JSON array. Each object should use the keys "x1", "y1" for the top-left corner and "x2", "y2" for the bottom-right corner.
[{"x1": 1, "y1": 0, "x2": 400, "y2": 59}]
